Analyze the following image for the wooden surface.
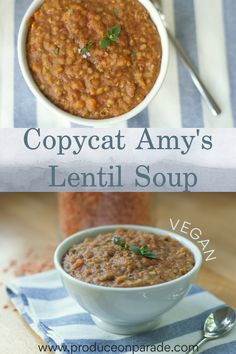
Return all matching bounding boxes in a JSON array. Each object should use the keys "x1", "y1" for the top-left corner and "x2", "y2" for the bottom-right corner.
[{"x1": 0, "y1": 193, "x2": 236, "y2": 354}]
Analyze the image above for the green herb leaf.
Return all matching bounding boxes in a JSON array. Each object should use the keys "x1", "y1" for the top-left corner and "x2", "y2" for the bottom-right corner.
[
  {"x1": 112, "y1": 236, "x2": 126, "y2": 249},
  {"x1": 80, "y1": 40, "x2": 94, "y2": 56},
  {"x1": 99, "y1": 37, "x2": 111, "y2": 49},
  {"x1": 141, "y1": 245, "x2": 149, "y2": 253},
  {"x1": 128, "y1": 245, "x2": 142, "y2": 255},
  {"x1": 139, "y1": 245, "x2": 158, "y2": 259},
  {"x1": 108, "y1": 25, "x2": 121, "y2": 41},
  {"x1": 112, "y1": 237, "x2": 158, "y2": 259},
  {"x1": 143, "y1": 250, "x2": 158, "y2": 259},
  {"x1": 100, "y1": 25, "x2": 121, "y2": 49}
]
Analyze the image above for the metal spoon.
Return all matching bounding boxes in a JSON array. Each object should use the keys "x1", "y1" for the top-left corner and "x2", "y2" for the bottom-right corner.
[
  {"x1": 151, "y1": 0, "x2": 222, "y2": 117},
  {"x1": 188, "y1": 306, "x2": 236, "y2": 354}
]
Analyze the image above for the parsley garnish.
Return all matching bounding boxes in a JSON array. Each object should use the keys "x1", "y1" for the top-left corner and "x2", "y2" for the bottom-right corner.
[
  {"x1": 100, "y1": 25, "x2": 121, "y2": 49},
  {"x1": 80, "y1": 41, "x2": 94, "y2": 57},
  {"x1": 112, "y1": 236, "x2": 158, "y2": 260}
]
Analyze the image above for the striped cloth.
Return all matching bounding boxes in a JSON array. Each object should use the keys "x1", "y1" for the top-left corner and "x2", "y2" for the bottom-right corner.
[
  {"x1": 0, "y1": 0, "x2": 236, "y2": 128},
  {"x1": 6, "y1": 270, "x2": 236, "y2": 354}
]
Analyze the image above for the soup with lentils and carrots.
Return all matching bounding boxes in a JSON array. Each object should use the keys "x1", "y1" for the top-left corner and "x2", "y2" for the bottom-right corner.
[
  {"x1": 62, "y1": 229, "x2": 195, "y2": 288},
  {"x1": 27, "y1": 0, "x2": 162, "y2": 119}
]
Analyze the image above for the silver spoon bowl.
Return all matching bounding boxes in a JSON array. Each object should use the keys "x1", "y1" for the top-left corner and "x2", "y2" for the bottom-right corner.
[{"x1": 188, "y1": 306, "x2": 236, "y2": 354}]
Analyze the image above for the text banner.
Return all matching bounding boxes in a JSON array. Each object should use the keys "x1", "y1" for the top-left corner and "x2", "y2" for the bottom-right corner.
[{"x1": 0, "y1": 128, "x2": 236, "y2": 192}]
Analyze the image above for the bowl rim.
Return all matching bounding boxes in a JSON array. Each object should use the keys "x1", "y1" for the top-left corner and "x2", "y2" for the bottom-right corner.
[
  {"x1": 54, "y1": 224, "x2": 202, "y2": 292},
  {"x1": 17, "y1": 0, "x2": 169, "y2": 127}
]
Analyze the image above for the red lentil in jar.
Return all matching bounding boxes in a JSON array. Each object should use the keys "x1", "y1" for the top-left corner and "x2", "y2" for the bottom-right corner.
[
  {"x1": 62, "y1": 229, "x2": 195, "y2": 288},
  {"x1": 58, "y1": 192, "x2": 152, "y2": 238},
  {"x1": 27, "y1": 0, "x2": 162, "y2": 119}
]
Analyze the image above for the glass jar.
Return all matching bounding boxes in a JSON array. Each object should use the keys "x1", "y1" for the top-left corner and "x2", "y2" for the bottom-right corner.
[{"x1": 58, "y1": 192, "x2": 153, "y2": 238}]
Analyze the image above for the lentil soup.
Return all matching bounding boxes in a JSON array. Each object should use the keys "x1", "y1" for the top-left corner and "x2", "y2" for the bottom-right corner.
[
  {"x1": 27, "y1": 0, "x2": 162, "y2": 119},
  {"x1": 62, "y1": 229, "x2": 195, "y2": 288}
]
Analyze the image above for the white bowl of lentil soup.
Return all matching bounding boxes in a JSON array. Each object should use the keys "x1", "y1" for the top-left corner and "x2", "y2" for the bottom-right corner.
[
  {"x1": 18, "y1": 0, "x2": 169, "y2": 126},
  {"x1": 54, "y1": 225, "x2": 202, "y2": 335}
]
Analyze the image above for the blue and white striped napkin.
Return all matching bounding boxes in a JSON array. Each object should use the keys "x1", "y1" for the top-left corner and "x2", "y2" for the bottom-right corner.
[
  {"x1": 6, "y1": 270, "x2": 236, "y2": 354},
  {"x1": 0, "y1": 0, "x2": 236, "y2": 128}
]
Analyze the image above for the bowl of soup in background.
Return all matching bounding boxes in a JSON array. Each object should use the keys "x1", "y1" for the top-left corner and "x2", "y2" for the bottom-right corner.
[{"x1": 18, "y1": 0, "x2": 169, "y2": 126}]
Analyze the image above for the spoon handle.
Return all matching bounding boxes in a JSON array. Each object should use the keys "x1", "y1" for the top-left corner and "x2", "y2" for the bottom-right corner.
[
  {"x1": 188, "y1": 337, "x2": 208, "y2": 354},
  {"x1": 151, "y1": 0, "x2": 221, "y2": 117},
  {"x1": 166, "y1": 29, "x2": 221, "y2": 117}
]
